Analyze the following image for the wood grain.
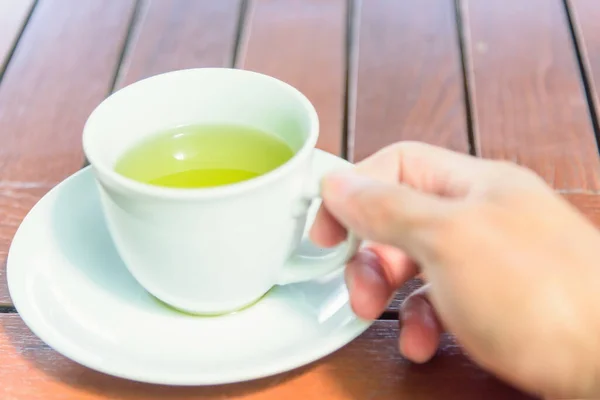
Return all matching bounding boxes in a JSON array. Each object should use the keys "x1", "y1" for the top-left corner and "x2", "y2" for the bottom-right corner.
[
  {"x1": 0, "y1": 0, "x2": 137, "y2": 304},
  {"x1": 237, "y1": 0, "x2": 347, "y2": 155},
  {"x1": 568, "y1": 0, "x2": 600, "y2": 136},
  {"x1": 0, "y1": 0, "x2": 34, "y2": 72},
  {"x1": 0, "y1": 184, "x2": 53, "y2": 306},
  {"x1": 349, "y1": 0, "x2": 469, "y2": 162},
  {"x1": 0, "y1": 315, "x2": 530, "y2": 399},
  {"x1": 116, "y1": 0, "x2": 241, "y2": 88},
  {"x1": 462, "y1": 0, "x2": 600, "y2": 190},
  {"x1": 563, "y1": 193, "x2": 600, "y2": 226},
  {"x1": 389, "y1": 193, "x2": 600, "y2": 310}
]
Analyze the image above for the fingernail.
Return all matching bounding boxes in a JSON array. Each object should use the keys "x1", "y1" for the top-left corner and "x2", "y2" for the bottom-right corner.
[
  {"x1": 402, "y1": 296, "x2": 436, "y2": 330},
  {"x1": 346, "y1": 250, "x2": 392, "y2": 320},
  {"x1": 355, "y1": 252, "x2": 388, "y2": 292},
  {"x1": 352, "y1": 263, "x2": 387, "y2": 320}
]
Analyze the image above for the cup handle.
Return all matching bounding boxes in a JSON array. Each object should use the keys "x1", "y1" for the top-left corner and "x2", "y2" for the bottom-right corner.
[{"x1": 276, "y1": 187, "x2": 361, "y2": 286}]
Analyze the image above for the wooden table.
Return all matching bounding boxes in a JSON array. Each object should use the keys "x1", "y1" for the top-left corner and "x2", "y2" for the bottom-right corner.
[{"x1": 1, "y1": 0, "x2": 600, "y2": 398}]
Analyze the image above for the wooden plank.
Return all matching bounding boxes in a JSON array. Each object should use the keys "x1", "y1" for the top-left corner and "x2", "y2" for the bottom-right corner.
[
  {"x1": 389, "y1": 193, "x2": 600, "y2": 310},
  {"x1": 568, "y1": 0, "x2": 600, "y2": 137},
  {"x1": 0, "y1": 0, "x2": 34, "y2": 72},
  {"x1": 350, "y1": 0, "x2": 468, "y2": 311},
  {"x1": 0, "y1": 185, "x2": 52, "y2": 306},
  {"x1": 0, "y1": 315, "x2": 530, "y2": 399},
  {"x1": 388, "y1": 278, "x2": 425, "y2": 313},
  {"x1": 237, "y1": 0, "x2": 346, "y2": 155},
  {"x1": 0, "y1": 0, "x2": 136, "y2": 304},
  {"x1": 350, "y1": 0, "x2": 469, "y2": 162},
  {"x1": 563, "y1": 193, "x2": 600, "y2": 227},
  {"x1": 462, "y1": 0, "x2": 600, "y2": 190},
  {"x1": 116, "y1": 0, "x2": 241, "y2": 88}
]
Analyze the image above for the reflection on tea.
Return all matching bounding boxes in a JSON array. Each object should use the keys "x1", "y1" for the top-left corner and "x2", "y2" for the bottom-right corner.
[{"x1": 114, "y1": 124, "x2": 294, "y2": 188}]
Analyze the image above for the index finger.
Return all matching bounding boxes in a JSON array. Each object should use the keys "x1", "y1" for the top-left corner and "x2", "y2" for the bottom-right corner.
[
  {"x1": 354, "y1": 141, "x2": 484, "y2": 196},
  {"x1": 309, "y1": 141, "x2": 482, "y2": 247}
]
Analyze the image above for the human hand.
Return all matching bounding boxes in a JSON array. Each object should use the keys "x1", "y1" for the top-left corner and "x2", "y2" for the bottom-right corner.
[{"x1": 310, "y1": 142, "x2": 600, "y2": 399}]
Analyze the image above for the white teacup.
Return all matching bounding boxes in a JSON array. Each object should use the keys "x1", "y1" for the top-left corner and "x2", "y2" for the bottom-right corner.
[{"x1": 82, "y1": 68, "x2": 359, "y2": 315}]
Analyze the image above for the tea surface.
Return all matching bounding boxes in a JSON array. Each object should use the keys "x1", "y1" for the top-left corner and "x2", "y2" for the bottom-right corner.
[{"x1": 114, "y1": 124, "x2": 295, "y2": 188}]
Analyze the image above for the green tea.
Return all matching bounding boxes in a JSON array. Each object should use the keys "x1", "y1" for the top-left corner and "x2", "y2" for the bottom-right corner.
[{"x1": 114, "y1": 124, "x2": 295, "y2": 188}]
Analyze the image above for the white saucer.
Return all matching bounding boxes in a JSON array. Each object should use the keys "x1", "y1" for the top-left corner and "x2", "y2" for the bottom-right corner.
[{"x1": 7, "y1": 149, "x2": 372, "y2": 385}]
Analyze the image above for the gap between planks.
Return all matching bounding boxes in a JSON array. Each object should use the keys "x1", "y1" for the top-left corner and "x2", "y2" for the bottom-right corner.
[
  {"x1": 0, "y1": 0, "x2": 38, "y2": 85},
  {"x1": 562, "y1": 0, "x2": 600, "y2": 157},
  {"x1": 107, "y1": 0, "x2": 144, "y2": 95},
  {"x1": 454, "y1": 0, "x2": 477, "y2": 156},
  {"x1": 231, "y1": 0, "x2": 249, "y2": 68},
  {"x1": 342, "y1": 0, "x2": 357, "y2": 161},
  {"x1": 80, "y1": 0, "x2": 143, "y2": 169},
  {"x1": 0, "y1": 304, "x2": 398, "y2": 320}
]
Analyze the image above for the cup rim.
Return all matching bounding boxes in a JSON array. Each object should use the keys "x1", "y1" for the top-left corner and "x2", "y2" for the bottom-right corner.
[{"x1": 82, "y1": 68, "x2": 319, "y2": 200}]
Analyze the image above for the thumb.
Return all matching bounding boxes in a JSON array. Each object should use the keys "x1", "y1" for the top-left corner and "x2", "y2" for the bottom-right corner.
[{"x1": 321, "y1": 171, "x2": 451, "y2": 256}]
